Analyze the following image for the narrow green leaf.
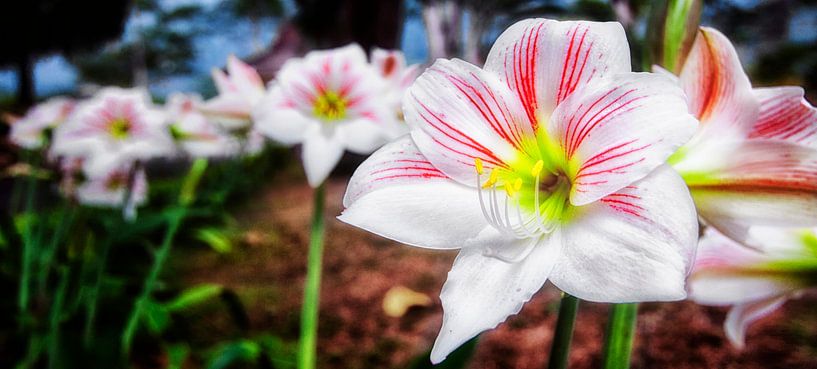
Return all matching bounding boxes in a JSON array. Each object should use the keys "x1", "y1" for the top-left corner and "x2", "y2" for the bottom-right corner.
[
  {"x1": 142, "y1": 299, "x2": 171, "y2": 334},
  {"x1": 207, "y1": 340, "x2": 261, "y2": 369},
  {"x1": 165, "y1": 284, "x2": 224, "y2": 312},
  {"x1": 195, "y1": 228, "x2": 233, "y2": 254}
]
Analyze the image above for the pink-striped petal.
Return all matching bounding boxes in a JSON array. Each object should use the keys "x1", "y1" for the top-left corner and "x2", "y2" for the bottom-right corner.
[
  {"x1": 549, "y1": 165, "x2": 698, "y2": 302},
  {"x1": 403, "y1": 58, "x2": 536, "y2": 184},
  {"x1": 226, "y1": 55, "x2": 265, "y2": 97},
  {"x1": 749, "y1": 86, "x2": 817, "y2": 148},
  {"x1": 548, "y1": 73, "x2": 698, "y2": 205},
  {"x1": 679, "y1": 27, "x2": 757, "y2": 141},
  {"x1": 484, "y1": 19, "x2": 631, "y2": 130},
  {"x1": 339, "y1": 136, "x2": 492, "y2": 249}
]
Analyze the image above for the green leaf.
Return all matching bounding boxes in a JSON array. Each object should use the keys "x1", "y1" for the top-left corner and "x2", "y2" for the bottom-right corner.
[
  {"x1": 165, "y1": 343, "x2": 190, "y2": 369},
  {"x1": 408, "y1": 336, "x2": 478, "y2": 369},
  {"x1": 165, "y1": 284, "x2": 224, "y2": 312},
  {"x1": 195, "y1": 228, "x2": 233, "y2": 254},
  {"x1": 646, "y1": 0, "x2": 702, "y2": 73},
  {"x1": 142, "y1": 299, "x2": 170, "y2": 334},
  {"x1": 206, "y1": 340, "x2": 261, "y2": 369}
]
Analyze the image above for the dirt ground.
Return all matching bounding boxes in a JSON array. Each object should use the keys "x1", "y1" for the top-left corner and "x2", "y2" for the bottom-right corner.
[{"x1": 174, "y1": 174, "x2": 817, "y2": 369}]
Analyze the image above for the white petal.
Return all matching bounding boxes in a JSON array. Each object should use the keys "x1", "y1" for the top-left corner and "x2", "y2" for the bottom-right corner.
[
  {"x1": 338, "y1": 119, "x2": 389, "y2": 155},
  {"x1": 301, "y1": 127, "x2": 345, "y2": 187},
  {"x1": 339, "y1": 136, "x2": 490, "y2": 249},
  {"x1": 724, "y1": 296, "x2": 787, "y2": 349},
  {"x1": 548, "y1": 73, "x2": 698, "y2": 205},
  {"x1": 252, "y1": 86, "x2": 313, "y2": 145},
  {"x1": 485, "y1": 19, "x2": 631, "y2": 126},
  {"x1": 549, "y1": 165, "x2": 698, "y2": 302},
  {"x1": 430, "y1": 234, "x2": 561, "y2": 363}
]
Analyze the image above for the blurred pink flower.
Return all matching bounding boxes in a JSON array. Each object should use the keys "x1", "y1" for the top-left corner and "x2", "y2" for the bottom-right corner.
[
  {"x1": 10, "y1": 97, "x2": 75, "y2": 149},
  {"x1": 667, "y1": 27, "x2": 817, "y2": 246},
  {"x1": 200, "y1": 55, "x2": 266, "y2": 130},
  {"x1": 166, "y1": 93, "x2": 240, "y2": 158},
  {"x1": 689, "y1": 227, "x2": 817, "y2": 348},
  {"x1": 76, "y1": 162, "x2": 147, "y2": 210},
  {"x1": 253, "y1": 44, "x2": 392, "y2": 187},
  {"x1": 51, "y1": 87, "x2": 174, "y2": 176},
  {"x1": 370, "y1": 48, "x2": 421, "y2": 139},
  {"x1": 340, "y1": 19, "x2": 699, "y2": 362}
]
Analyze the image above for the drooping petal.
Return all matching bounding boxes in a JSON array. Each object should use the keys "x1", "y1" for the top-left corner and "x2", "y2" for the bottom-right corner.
[
  {"x1": 749, "y1": 86, "x2": 817, "y2": 148},
  {"x1": 549, "y1": 165, "x2": 698, "y2": 302},
  {"x1": 688, "y1": 228, "x2": 809, "y2": 306},
  {"x1": 548, "y1": 73, "x2": 698, "y2": 205},
  {"x1": 724, "y1": 297, "x2": 787, "y2": 349},
  {"x1": 339, "y1": 136, "x2": 491, "y2": 249},
  {"x1": 301, "y1": 126, "x2": 345, "y2": 187},
  {"x1": 484, "y1": 19, "x2": 631, "y2": 129},
  {"x1": 430, "y1": 234, "x2": 561, "y2": 363},
  {"x1": 681, "y1": 141, "x2": 817, "y2": 243},
  {"x1": 678, "y1": 27, "x2": 757, "y2": 142},
  {"x1": 403, "y1": 58, "x2": 535, "y2": 184}
]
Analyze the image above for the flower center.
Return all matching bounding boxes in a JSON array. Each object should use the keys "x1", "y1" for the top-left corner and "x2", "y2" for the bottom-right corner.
[
  {"x1": 105, "y1": 172, "x2": 128, "y2": 190},
  {"x1": 474, "y1": 136, "x2": 572, "y2": 239},
  {"x1": 109, "y1": 118, "x2": 132, "y2": 139},
  {"x1": 313, "y1": 91, "x2": 347, "y2": 121}
]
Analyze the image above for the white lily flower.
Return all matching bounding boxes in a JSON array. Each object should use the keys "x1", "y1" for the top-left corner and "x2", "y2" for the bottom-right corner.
[
  {"x1": 253, "y1": 44, "x2": 392, "y2": 187},
  {"x1": 370, "y1": 48, "x2": 421, "y2": 139},
  {"x1": 76, "y1": 162, "x2": 148, "y2": 209},
  {"x1": 689, "y1": 227, "x2": 817, "y2": 349},
  {"x1": 339, "y1": 19, "x2": 700, "y2": 362},
  {"x1": 166, "y1": 93, "x2": 240, "y2": 159},
  {"x1": 10, "y1": 97, "x2": 75, "y2": 149},
  {"x1": 665, "y1": 27, "x2": 817, "y2": 247},
  {"x1": 51, "y1": 87, "x2": 174, "y2": 176},
  {"x1": 200, "y1": 55, "x2": 266, "y2": 130}
]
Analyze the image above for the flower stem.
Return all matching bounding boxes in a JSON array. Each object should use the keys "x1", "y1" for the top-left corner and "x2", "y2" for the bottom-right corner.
[
  {"x1": 548, "y1": 293, "x2": 579, "y2": 369},
  {"x1": 18, "y1": 152, "x2": 39, "y2": 315},
  {"x1": 47, "y1": 266, "x2": 70, "y2": 369},
  {"x1": 602, "y1": 303, "x2": 638, "y2": 369},
  {"x1": 121, "y1": 208, "x2": 185, "y2": 354},
  {"x1": 298, "y1": 184, "x2": 326, "y2": 369},
  {"x1": 83, "y1": 235, "x2": 113, "y2": 347}
]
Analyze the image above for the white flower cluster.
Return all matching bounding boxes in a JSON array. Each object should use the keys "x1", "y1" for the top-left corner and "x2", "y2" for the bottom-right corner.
[{"x1": 7, "y1": 47, "x2": 418, "y2": 209}]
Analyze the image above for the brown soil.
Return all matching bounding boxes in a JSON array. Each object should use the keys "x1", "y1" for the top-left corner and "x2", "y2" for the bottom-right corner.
[{"x1": 174, "y1": 174, "x2": 817, "y2": 369}]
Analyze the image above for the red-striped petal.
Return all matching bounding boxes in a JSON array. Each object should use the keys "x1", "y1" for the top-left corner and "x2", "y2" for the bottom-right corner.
[
  {"x1": 485, "y1": 19, "x2": 631, "y2": 131},
  {"x1": 749, "y1": 86, "x2": 817, "y2": 148}
]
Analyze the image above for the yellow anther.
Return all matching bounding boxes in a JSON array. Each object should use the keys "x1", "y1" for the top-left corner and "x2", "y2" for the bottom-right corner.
[
  {"x1": 504, "y1": 182, "x2": 515, "y2": 197},
  {"x1": 482, "y1": 170, "x2": 499, "y2": 188},
  {"x1": 474, "y1": 158, "x2": 484, "y2": 175},
  {"x1": 514, "y1": 177, "x2": 523, "y2": 191},
  {"x1": 531, "y1": 160, "x2": 544, "y2": 177}
]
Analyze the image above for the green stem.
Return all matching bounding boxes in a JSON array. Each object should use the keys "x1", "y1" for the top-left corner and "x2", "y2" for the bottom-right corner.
[
  {"x1": 83, "y1": 235, "x2": 113, "y2": 347},
  {"x1": 18, "y1": 152, "x2": 39, "y2": 314},
  {"x1": 38, "y1": 205, "x2": 76, "y2": 295},
  {"x1": 47, "y1": 267, "x2": 70, "y2": 369},
  {"x1": 298, "y1": 184, "x2": 326, "y2": 369},
  {"x1": 121, "y1": 209, "x2": 185, "y2": 354},
  {"x1": 602, "y1": 303, "x2": 638, "y2": 369},
  {"x1": 547, "y1": 293, "x2": 579, "y2": 369}
]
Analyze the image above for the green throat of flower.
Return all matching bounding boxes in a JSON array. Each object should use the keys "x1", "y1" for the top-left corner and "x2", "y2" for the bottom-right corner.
[
  {"x1": 474, "y1": 133, "x2": 573, "y2": 239},
  {"x1": 313, "y1": 91, "x2": 347, "y2": 121},
  {"x1": 109, "y1": 118, "x2": 132, "y2": 139}
]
